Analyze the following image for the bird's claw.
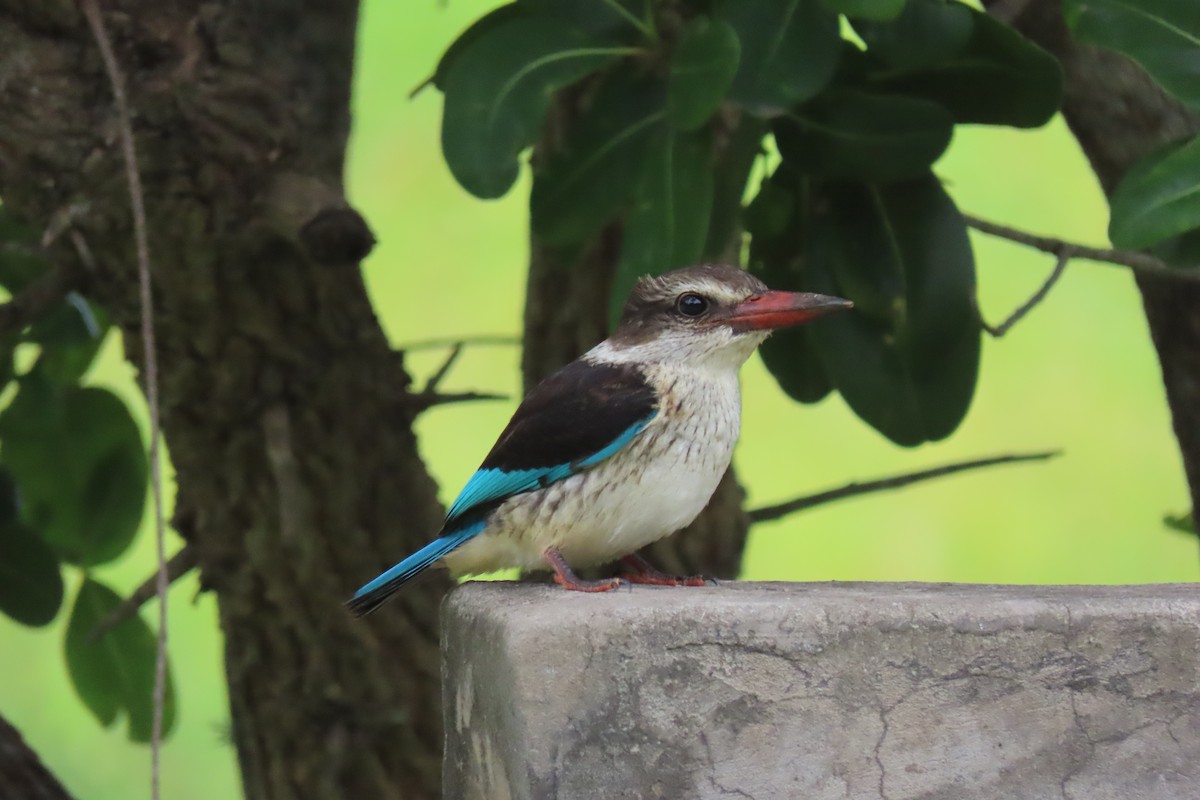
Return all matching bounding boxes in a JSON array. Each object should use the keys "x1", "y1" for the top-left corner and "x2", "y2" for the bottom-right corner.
[
  {"x1": 552, "y1": 573, "x2": 625, "y2": 592},
  {"x1": 621, "y1": 571, "x2": 710, "y2": 587}
]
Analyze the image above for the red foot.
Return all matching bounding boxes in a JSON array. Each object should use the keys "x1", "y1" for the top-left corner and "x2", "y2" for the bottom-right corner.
[
  {"x1": 544, "y1": 547, "x2": 624, "y2": 593},
  {"x1": 620, "y1": 554, "x2": 711, "y2": 587}
]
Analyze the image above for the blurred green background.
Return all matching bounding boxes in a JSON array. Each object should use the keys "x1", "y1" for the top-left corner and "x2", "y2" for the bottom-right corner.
[{"x1": 2, "y1": 2, "x2": 1196, "y2": 798}]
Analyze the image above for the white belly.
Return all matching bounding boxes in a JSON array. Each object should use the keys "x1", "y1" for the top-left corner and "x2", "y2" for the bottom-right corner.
[{"x1": 443, "y1": 367, "x2": 741, "y2": 576}]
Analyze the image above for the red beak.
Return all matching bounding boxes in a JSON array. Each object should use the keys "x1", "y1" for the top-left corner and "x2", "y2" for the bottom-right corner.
[{"x1": 727, "y1": 291, "x2": 854, "y2": 332}]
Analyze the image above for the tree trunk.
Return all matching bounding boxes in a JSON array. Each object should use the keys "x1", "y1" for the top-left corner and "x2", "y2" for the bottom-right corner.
[
  {"x1": 0, "y1": 3, "x2": 447, "y2": 797},
  {"x1": 987, "y1": 0, "x2": 1200, "y2": 521},
  {"x1": 0, "y1": 714, "x2": 73, "y2": 800}
]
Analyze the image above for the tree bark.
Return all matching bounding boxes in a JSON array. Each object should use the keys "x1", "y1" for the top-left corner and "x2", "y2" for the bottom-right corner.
[
  {"x1": 0, "y1": 3, "x2": 447, "y2": 798},
  {"x1": 987, "y1": 0, "x2": 1200, "y2": 520},
  {"x1": 0, "y1": 714, "x2": 74, "y2": 800}
]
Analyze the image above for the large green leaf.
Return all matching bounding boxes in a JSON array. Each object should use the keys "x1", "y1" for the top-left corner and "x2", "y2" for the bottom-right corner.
[
  {"x1": 609, "y1": 129, "x2": 715, "y2": 326},
  {"x1": 747, "y1": 168, "x2": 833, "y2": 404},
  {"x1": 0, "y1": 379, "x2": 147, "y2": 566},
  {"x1": 65, "y1": 578, "x2": 176, "y2": 743},
  {"x1": 432, "y1": 4, "x2": 529, "y2": 91},
  {"x1": 667, "y1": 17, "x2": 741, "y2": 130},
  {"x1": 440, "y1": 16, "x2": 634, "y2": 198},
  {"x1": 0, "y1": 519, "x2": 63, "y2": 627},
  {"x1": 1109, "y1": 135, "x2": 1200, "y2": 250},
  {"x1": 720, "y1": 0, "x2": 841, "y2": 117},
  {"x1": 823, "y1": 0, "x2": 906, "y2": 21},
  {"x1": 0, "y1": 468, "x2": 16, "y2": 521},
  {"x1": 806, "y1": 175, "x2": 980, "y2": 445},
  {"x1": 852, "y1": 0, "x2": 972, "y2": 70},
  {"x1": 1065, "y1": 0, "x2": 1200, "y2": 109},
  {"x1": 774, "y1": 89, "x2": 953, "y2": 182},
  {"x1": 531, "y1": 68, "x2": 665, "y2": 245},
  {"x1": 863, "y1": 2, "x2": 1061, "y2": 128},
  {"x1": 520, "y1": 0, "x2": 651, "y2": 37}
]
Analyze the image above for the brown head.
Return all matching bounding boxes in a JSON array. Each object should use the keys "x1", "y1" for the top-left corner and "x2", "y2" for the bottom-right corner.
[{"x1": 598, "y1": 264, "x2": 852, "y2": 370}]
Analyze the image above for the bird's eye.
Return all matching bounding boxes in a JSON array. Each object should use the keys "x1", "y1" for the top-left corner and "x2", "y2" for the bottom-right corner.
[{"x1": 675, "y1": 292, "x2": 710, "y2": 318}]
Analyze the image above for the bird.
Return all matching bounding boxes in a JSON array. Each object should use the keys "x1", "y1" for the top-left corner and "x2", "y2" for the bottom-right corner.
[{"x1": 348, "y1": 264, "x2": 852, "y2": 616}]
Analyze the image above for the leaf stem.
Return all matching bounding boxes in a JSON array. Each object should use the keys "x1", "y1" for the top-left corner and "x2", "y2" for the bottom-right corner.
[{"x1": 601, "y1": 0, "x2": 656, "y2": 39}]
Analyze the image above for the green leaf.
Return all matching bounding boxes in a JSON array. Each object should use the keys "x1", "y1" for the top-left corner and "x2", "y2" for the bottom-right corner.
[
  {"x1": 25, "y1": 293, "x2": 109, "y2": 383},
  {"x1": 746, "y1": 166, "x2": 834, "y2": 404},
  {"x1": 432, "y1": 4, "x2": 530, "y2": 91},
  {"x1": 609, "y1": 129, "x2": 716, "y2": 327},
  {"x1": 1109, "y1": 135, "x2": 1200, "y2": 250},
  {"x1": 863, "y1": 2, "x2": 1061, "y2": 128},
  {"x1": 0, "y1": 379, "x2": 147, "y2": 566},
  {"x1": 721, "y1": 0, "x2": 841, "y2": 117},
  {"x1": 823, "y1": 0, "x2": 906, "y2": 21},
  {"x1": 853, "y1": 0, "x2": 972, "y2": 70},
  {"x1": 1151, "y1": 227, "x2": 1200, "y2": 269},
  {"x1": 531, "y1": 68, "x2": 666, "y2": 245},
  {"x1": 774, "y1": 88, "x2": 953, "y2": 181},
  {"x1": 65, "y1": 578, "x2": 176, "y2": 743},
  {"x1": 440, "y1": 16, "x2": 633, "y2": 198},
  {"x1": 520, "y1": 0, "x2": 651, "y2": 38},
  {"x1": 667, "y1": 18, "x2": 741, "y2": 130},
  {"x1": 0, "y1": 519, "x2": 63, "y2": 627},
  {"x1": 0, "y1": 468, "x2": 16, "y2": 522},
  {"x1": 703, "y1": 117, "x2": 767, "y2": 260},
  {"x1": 0, "y1": 338, "x2": 13, "y2": 390},
  {"x1": 1065, "y1": 0, "x2": 1200, "y2": 109},
  {"x1": 807, "y1": 175, "x2": 980, "y2": 445}
]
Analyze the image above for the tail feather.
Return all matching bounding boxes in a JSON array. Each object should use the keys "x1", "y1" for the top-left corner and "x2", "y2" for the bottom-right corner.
[{"x1": 347, "y1": 522, "x2": 482, "y2": 617}]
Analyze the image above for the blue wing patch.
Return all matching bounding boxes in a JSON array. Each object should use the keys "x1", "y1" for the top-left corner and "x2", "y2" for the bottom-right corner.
[
  {"x1": 346, "y1": 519, "x2": 486, "y2": 617},
  {"x1": 444, "y1": 413, "x2": 655, "y2": 526}
]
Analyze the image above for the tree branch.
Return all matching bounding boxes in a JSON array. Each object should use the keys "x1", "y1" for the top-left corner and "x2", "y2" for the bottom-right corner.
[
  {"x1": 87, "y1": 547, "x2": 198, "y2": 645},
  {"x1": 748, "y1": 451, "x2": 1060, "y2": 524},
  {"x1": 963, "y1": 213, "x2": 1198, "y2": 282},
  {"x1": 399, "y1": 334, "x2": 520, "y2": 352},
  {"x1": 408, "y1": 390, "x2": 507, "y2": 413},
  {"x1": 404, "y1": 340, "x2": 508, "y2": 412}
]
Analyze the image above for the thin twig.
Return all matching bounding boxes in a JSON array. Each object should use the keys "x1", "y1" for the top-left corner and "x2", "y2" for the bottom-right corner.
[
  {"x1": 978, "y1": 253, "x2": 1069, "y2": 337},
  {"x1": 421, "y1": 342, "x2": 462, "y2": 395},
  {"x1": 963, "y1": 213, "x2": 1199, "y2": 282},
  {"x1": 0, "y1": 265, "x2": 75, "y2": 334},
  {"x1": 406, "y1": 341, "x2": 506, "y2": 412},
  {"x1": 399, "y1": 334, "x2": 520, "y2": 352},
  {"x1": 748, "y1": 451, "x2": 1059, "y2": 524},
  {"x1": 80, "y1": 3, "x2": 169, "y2": 798},
  {"x1": 87, "y1": 547, "x2": 198, "y2": 644},
  {"x1": 409, "y1": 390, "x2": 507, "y2": 413}
]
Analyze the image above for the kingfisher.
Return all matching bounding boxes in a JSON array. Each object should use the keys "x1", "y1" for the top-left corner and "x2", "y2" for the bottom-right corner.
[{"x1": 348, "y1": 264, "x2": 851, "y2": 616}]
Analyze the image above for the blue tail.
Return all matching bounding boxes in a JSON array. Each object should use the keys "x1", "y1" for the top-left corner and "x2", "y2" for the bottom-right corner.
[{"x1": 346, "y1": 522, "x2": 483, "y2": 617}]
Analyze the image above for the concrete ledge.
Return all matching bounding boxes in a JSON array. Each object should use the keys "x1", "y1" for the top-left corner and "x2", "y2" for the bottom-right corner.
[{"x1": 441, "y1": 582, "x2": 1200, "y2": 799}]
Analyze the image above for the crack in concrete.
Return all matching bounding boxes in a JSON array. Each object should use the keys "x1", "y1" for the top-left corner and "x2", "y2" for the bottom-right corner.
[{"x1": 700, "y1": 730, "x2": 756, "y2": 799}]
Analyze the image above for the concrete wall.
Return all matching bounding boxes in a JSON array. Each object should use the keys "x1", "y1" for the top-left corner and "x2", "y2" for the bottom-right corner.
[{"x1": 441, "y1": 582, "x2": 1199, "y2": 799}]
